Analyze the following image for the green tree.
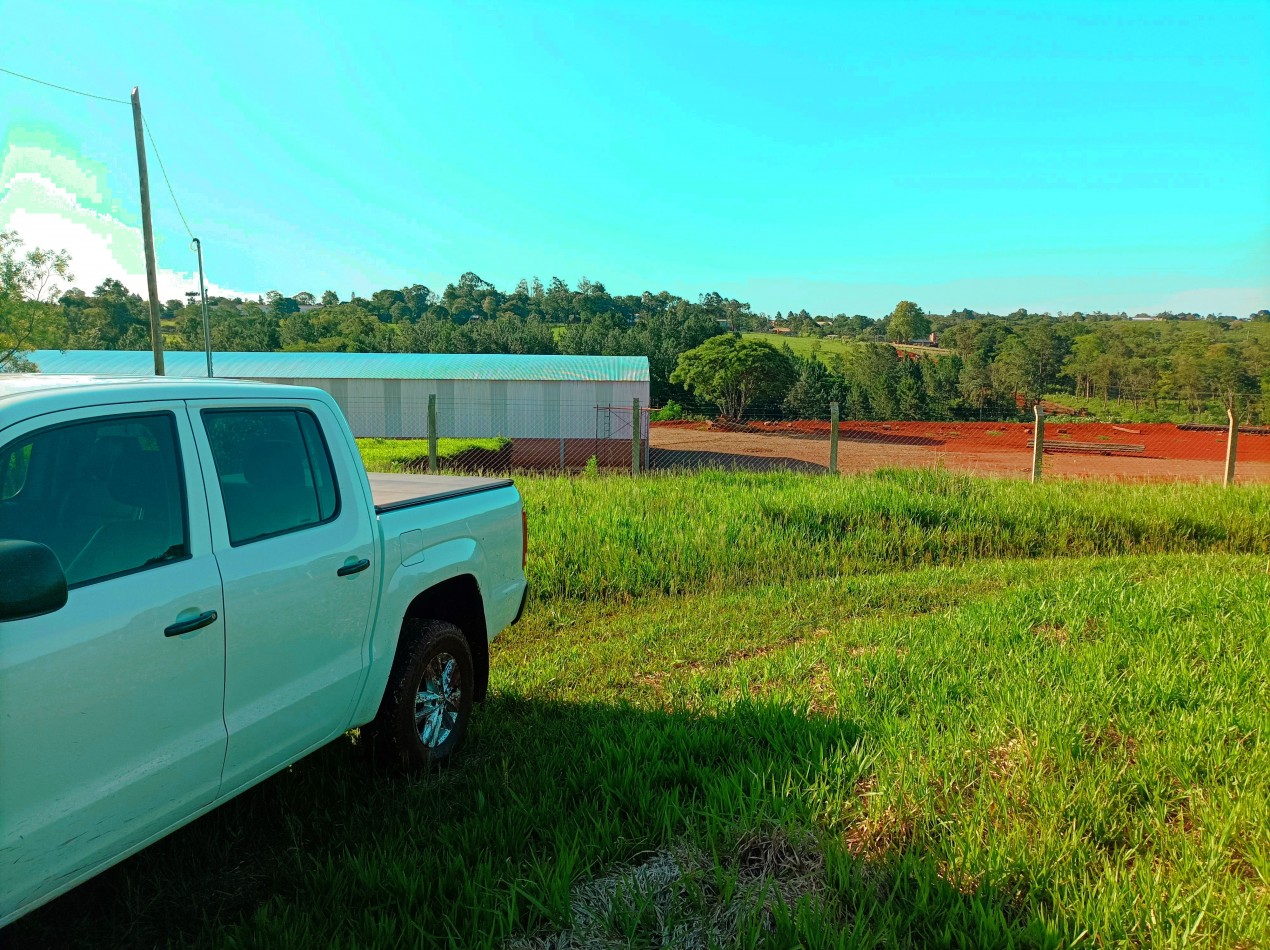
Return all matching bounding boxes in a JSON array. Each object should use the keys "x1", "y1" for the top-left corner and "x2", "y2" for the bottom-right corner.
[
  {"x1": 958, "y1": 352, "x2": 996, "y2": 415},
  {"x1": 1204, "y1": 342, "x2": 1257, "y2": 416},
  {"x1": 1, "y1": 229, "x2": 73, "y2": 303},
  {"x1": 895, "y1": 362, "x2": 925, "y2": 419},
  {"x1": 1, "y1": 298, "x2": 59, "y2": 370},
  {"x1": 885, "y1": 300, "x2": 931, "y2": 342},
  {"x1": 214, "y1": 302, "x2": 279, "y2": 351},
  {"x1": 268, "y1": 295, "x2": 301, "y2": 319},
  {"x1": 1, "y1": 229, "x2": 72, "y2": 369},
  {"x1": 782, "y1": 355, "x2": 845, "y2": 419},
  {"x1": 990, "y1": 336, "x2": 1035, "y2": 404},
  {"x1": 1063, "y1": 334, "x2": 1104, "y2": 398},
  {"x1": 920, "y1": 354, "x2": 963, "y2": 420},
  {"x1": 847, "y1": 343, "x2": 903, "y2": 419},
  {"x1": 670, "y1": 334, "x2": 795, "y2": 421}
]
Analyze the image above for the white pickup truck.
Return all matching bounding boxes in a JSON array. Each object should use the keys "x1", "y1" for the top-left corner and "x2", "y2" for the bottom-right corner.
[{"x1": 0, "y1": 374, "x2": 528, "y2": 926}]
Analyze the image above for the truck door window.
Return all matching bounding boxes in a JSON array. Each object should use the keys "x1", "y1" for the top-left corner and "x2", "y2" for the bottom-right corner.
[
  {"x1": 201, "y1": 408, "x2": 340, "y2": 546},
  {"x1": 0, "y1": 413, "x2": 190, "y2": 587}
]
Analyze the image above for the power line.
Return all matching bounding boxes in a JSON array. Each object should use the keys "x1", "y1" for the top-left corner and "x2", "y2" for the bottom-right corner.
[
  {"x1": 142, "y1": 117, "x2": 194, "y2": 241},
  {"x1": 2, "y1": 64, "x2": 195, "y2": 241},
  {"x1": 0, "y1": 65, "x2": 129, "y2": 105}
]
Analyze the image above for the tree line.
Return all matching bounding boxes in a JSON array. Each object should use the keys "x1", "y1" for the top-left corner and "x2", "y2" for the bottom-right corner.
[{"x1": 2, "y1": 228, "x2": 1266, "y2": 422}]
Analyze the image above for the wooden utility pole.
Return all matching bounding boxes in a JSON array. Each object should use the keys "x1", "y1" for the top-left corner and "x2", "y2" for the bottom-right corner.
[
  {"x1": 1224, "y1": 407, "x2": 1239, "y2": 487},
  {"x1": 1031, "y1": 402, "x2": 1045, "y2": 483},
  {"x1": 428, "y1": 394, "x2": 438, "y2": 474},
  {"x1": 631, "y1": 398, "x2": 641, "y2": 475},
  {"x1": 828, "y1": 401, "x2": 840, "y2": 474},
  {"x1": 130, "y1": 86, "x2": 165, "y2": 375}
]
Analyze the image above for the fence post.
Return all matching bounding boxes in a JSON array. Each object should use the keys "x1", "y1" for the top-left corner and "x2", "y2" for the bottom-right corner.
[
  {"x1": 829, "y1": 401, "x2": 839, "y2": 474},
  {"x1": 631, "y1": 398, "x2": 640, "y2": 475},
  {"x1": 1031, "y1": 402, "x2": 1044, "y2": 483},
  {"x1": 427, "y1": 393, "x2": 438, "y2": 474},
  {"x1": 559, "y1": 436, "x2": 565, "y2": 472},
  {"x1": 1224, "y1": 407, "x2": 1238, "y2": 487}
]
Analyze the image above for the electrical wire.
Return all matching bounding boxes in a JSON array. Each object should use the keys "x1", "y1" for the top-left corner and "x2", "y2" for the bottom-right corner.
[
  {"x1": 2, "y1": 64, "x2": 196, "y2": 242},
  {"x1": 142, "y1": 117, "x2": 195, "y2": 241},
  {"x1": 0, "y1": 65, "x2": 129, "y2": 105}
]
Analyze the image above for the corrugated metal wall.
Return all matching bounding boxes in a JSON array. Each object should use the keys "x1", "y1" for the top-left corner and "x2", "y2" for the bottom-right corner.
[
  {"x1": 249, "y1": 377, "x2": 649, "y2": 439},
  {"x1": 25, "y1": 351, "x2": 651, "y2": 440}
]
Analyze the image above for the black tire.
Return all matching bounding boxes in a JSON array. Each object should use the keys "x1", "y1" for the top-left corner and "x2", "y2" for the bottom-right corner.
[{"x1": 364, "y1": 619, "x2": 474, "y2": 771}]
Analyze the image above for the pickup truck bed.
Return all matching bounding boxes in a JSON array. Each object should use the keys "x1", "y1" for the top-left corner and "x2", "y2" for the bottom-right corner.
[{"x1": 368, "y1": 473, "x2": 515, "y2": 513}]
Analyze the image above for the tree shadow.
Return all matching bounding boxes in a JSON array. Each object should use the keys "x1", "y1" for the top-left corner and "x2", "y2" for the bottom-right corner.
[
  {"x1": 839, "y1": 428, "x2": 945, "y2": 447},
  {"x1": 8, "y1": 696, "x2": 1070, "y2": 949},
  {"x1": 649, "y1": 448, "x2": 825, "y2": 473}
]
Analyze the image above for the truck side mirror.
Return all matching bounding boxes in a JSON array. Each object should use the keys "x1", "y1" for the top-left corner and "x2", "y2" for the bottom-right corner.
[{"x1": 0, "y1": 540, "x2": 68, "y2": 621}]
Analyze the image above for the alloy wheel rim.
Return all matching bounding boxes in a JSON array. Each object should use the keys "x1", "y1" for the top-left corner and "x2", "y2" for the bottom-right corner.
[{"x1": 415, "y1": 652, "x2": 461, "y2": 748}]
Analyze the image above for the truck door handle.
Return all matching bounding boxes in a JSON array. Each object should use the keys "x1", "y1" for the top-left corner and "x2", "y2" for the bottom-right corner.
[
  {"x1": 165, "y1": 610, "x2": 218, "y2": 637},
  {"x1": 337, "y1": 558, "x2": 371, "y2": 577}
]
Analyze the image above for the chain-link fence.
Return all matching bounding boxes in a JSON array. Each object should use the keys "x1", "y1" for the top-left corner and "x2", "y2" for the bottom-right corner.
[{"x1": 341, "y1": 394, "x2": 1270, "y2": 485}]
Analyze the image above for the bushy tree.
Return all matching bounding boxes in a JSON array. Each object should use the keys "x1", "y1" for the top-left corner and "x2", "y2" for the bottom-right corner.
[
  {"x1": 1, "y1": 229, "x2": 73, "y2": 303},
  {"x1": 1, "y1": 229, "x2": 73, "y2": 369},
  {"x1": 670, "y1": 334, "x2": 795, "y2": 421},
  {"x1": 886, "y1": 300, "x2": 931, "y2": 342}
]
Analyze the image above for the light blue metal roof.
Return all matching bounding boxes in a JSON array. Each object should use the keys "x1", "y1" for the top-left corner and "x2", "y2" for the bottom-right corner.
[{"x1": 26, "y1": 350, "x2": 650, "y2": 383}]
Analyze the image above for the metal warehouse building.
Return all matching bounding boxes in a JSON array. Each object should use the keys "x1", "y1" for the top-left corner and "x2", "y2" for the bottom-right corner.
[{"x1": 27, "y1": 352, "x2": 650, "y2": 457}]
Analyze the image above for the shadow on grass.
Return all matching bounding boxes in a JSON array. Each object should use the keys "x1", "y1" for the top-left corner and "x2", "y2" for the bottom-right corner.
[{"x1": 9, "y1": 695, "x2": 1069, "y2": 949}]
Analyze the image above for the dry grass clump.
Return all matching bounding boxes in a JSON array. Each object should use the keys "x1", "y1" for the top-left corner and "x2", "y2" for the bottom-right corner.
[{"x1": 507, "y1": 830, "x2": 826, "y2": 949}]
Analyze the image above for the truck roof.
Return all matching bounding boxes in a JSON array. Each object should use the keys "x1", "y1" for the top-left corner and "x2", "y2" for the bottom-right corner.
[{"x1": 0, "y1": 374, "x2": 333, "y2": 422}]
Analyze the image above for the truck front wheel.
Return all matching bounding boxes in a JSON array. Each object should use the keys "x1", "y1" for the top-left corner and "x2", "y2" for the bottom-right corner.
[{"x1": 365, "y1": 619, "x2": 475, "y2": 771}]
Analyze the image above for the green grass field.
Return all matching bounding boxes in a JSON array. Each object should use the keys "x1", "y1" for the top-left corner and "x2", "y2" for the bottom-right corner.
[
  {"x1": 741, "y1": 332, "x2": 955, "y2": 365},
  {"x1": 12, "y1": 471, "x2": 1269, "y2": 948},
  {"x1": 357, "y1": 437, "x2": 510, "y2": 473},
  {"x1": 741, "y1": 332, "x2": 859, "y2": 364}
]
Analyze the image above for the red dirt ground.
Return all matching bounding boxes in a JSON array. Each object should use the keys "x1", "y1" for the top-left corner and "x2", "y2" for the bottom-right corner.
[{"x1": 649, "y1": 420, "x2": 1270, "y2": 483}]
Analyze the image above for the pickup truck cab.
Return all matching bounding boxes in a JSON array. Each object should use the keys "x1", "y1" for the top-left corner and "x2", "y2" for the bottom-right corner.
[{"x1": 0, "y1": 374, "x2": 528, "y2": 926}]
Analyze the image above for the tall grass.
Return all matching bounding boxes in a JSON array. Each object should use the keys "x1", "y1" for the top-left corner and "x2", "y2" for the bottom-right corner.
[{"x1": 520, "y1": 468, "x2": 1270, "y2": 604}]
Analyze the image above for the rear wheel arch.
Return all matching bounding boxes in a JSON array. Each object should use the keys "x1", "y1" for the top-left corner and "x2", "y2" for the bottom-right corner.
[{"x1": 399, "y1": 574, "x2": 489, "y2": 702}]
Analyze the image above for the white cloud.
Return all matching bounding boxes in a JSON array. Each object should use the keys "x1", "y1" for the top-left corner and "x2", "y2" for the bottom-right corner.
[{"x1": 1, "y1": 169, "x2": 259, "y2": 302}]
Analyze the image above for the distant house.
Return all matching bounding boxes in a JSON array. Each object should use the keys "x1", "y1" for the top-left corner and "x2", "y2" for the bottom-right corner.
[
  {"x1": 905, "y1": 331, "x2": 940, "y2": 348},
  {"x1": 771, "y1": 326, "x2": 793, "y2": 335},
  {"x1": 814, "y1": 318, "x2": 831, "y2": 328}
]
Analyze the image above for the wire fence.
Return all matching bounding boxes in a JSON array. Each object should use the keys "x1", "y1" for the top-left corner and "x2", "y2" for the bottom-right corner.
[{"x1": 339, "y1": 393, "x2": 1270, "y2": 485}]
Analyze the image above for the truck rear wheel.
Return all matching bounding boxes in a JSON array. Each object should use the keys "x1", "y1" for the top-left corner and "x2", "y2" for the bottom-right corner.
[{"x1": 364, "y1": 619, "x2": 474, "y2": 771}]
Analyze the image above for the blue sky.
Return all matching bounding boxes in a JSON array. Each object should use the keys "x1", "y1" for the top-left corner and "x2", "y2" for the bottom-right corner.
[{"x1": 1, "y1": 1, "x2": 1267, "y2": 316}]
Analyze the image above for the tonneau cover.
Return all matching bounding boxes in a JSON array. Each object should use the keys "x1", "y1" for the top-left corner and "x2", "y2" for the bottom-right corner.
[{"x1": 368, "y1": 473, "x2": 514, "y2": 512}]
